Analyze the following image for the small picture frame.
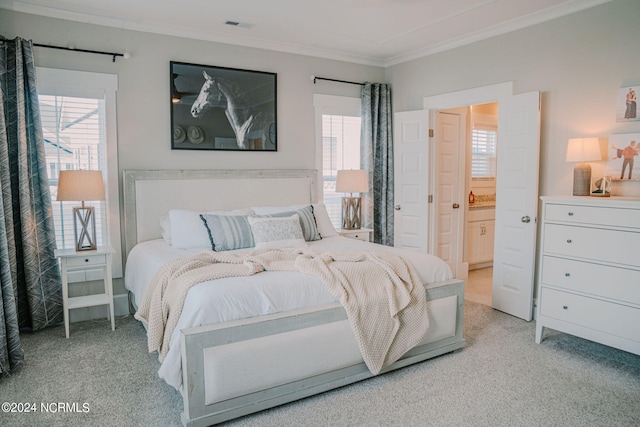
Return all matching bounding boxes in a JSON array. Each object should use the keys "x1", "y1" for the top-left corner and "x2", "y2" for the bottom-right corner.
[
  {"x1": 591, "y1": 176, "x2": 611, "y2": 197},
  {"x1": 170, "y1": 61, "x2": 277, "y2": 151},
  {"x1": 616, "y1": 85, "x2": 639, "y2": 122}
]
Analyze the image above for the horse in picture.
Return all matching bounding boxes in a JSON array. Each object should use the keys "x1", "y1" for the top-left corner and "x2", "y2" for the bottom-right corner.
[{"x1": 191, "y1": 71, "x2": 273, "y2": 150}]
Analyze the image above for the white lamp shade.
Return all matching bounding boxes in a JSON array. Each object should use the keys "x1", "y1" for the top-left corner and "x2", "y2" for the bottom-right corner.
[
  {"x1": 336, "y1": 169, "x2": 368, "y2": 193},
  {"x1": 57, "y1": 170, "x2": 105, "y2": 201},
  {"x1": 566, "y1": 138, "x2": 601, "y2": 163}
]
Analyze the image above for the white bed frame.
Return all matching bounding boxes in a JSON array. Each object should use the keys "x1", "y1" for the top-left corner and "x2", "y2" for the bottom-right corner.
[{"x1": 123, "y1": 169, "x2": 466, "y2": 427}]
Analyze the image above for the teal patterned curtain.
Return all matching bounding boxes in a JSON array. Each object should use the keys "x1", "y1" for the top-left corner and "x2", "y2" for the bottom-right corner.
[
  {"x1": 361, "y1": 82, "x2": 394, "y2": 246},
  {"x1": 0, "y1": 36, "x2": 62, "y2": 376}
]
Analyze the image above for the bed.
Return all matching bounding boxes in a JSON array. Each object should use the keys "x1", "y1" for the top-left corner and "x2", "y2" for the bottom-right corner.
[{"x1": 123, "y1": 169, "x2": 466, "y2": 427}]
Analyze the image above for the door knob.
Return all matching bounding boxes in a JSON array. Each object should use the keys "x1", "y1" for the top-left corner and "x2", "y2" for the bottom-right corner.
[
  {"x1": 521, "y1": 215, "x2": 531, "y2": 223},
  {"x1": 452, "y1": 203, "x2": 460, "y2": 209},
  {"x1": 394, "y1": 205, "x2": 401, "y2": 211}
]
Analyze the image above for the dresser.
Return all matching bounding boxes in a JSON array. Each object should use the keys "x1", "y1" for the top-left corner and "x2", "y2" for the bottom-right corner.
[{"x1": 535, "y1": 196, "x2": 640, "y2": 355}]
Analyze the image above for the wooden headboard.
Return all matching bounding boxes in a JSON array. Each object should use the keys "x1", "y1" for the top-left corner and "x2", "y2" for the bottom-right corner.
[{"x1": 122, "y1": 169, "x2": 318, "y2": 256}]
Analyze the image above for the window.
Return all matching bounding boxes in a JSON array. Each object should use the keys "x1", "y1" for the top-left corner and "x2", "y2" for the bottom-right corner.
[
  {"x1": 41, "y1": 95, "x2": 107, "y2": 249},
  {"x1": 37, "y1": 68, "x2": 122, "y2": 278},
  {"x1": 314, "y1": 95, "x2": 361, "y2": 229},
  {"x1": 471, "y1": 126, "x2": 497, "y2": 179}
]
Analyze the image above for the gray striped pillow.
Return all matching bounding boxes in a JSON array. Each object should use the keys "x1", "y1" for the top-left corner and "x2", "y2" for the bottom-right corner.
[
  {"x1": 262, "y1": 205, "x2": 321, "y2": 241},
  {"x1": 199, "y1": 214, "x2": 254, "y2": 251}
]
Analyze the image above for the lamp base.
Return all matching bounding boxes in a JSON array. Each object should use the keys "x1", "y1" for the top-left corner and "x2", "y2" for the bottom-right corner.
[
  {"x1": 572, "y1": 162, "x2": 591, "y2": 196},
  {"x1": 341, "y1": 196, "x2": 362, "y2": 230},
  {"x1": 73, "y1": 205, "x2": 97, "y2": 251}
]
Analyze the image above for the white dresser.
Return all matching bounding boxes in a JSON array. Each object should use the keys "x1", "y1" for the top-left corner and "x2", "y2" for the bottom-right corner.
[{"x1": 535, "y1": 196, "x2": 640, "y2": 355}]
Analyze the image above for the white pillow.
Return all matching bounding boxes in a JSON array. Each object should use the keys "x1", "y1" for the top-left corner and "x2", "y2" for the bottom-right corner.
[
  {"x1": 247, "y1": 214, "x2": 306, "y2": 249},
  {"x1": 310, "y1": 204, "x2": 338, "y2": 237},
  {"x1": 168, "y1": 208, "x2": 253, "y2": 249},
  {"x1": 159, "y1": 215, "x2": 171, "y2": 245},
  {"x1": 252, "y1": 203, "x2": 338, "y2": 238}
]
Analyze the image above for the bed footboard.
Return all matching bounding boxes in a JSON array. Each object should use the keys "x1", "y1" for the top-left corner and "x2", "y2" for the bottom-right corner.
[{"x1": 179, "y1": 278, "x2": 465, "y2": 426}]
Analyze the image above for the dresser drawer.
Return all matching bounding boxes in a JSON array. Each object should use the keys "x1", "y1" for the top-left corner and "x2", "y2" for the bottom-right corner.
[
  {"x1": 541, "y1": 256, "x2": 640, "y2": 305},
  {"x1": 545, "y1": 203, "x2": 640, "y2": 229},
  {"x1": 543, "y1": 224, "x2": 640, "y2": 266},
  {"x1": 540, "y1": 288, "x2": 640, "y2": 342},
  {"x1": 65, "y1": 254, "x2": 107, "y2": 268}
]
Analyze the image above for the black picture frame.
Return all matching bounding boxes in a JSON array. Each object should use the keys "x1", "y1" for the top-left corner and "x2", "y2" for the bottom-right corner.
[{"x1": 170, "y1": 61, "x2": 277, "y2": 151}]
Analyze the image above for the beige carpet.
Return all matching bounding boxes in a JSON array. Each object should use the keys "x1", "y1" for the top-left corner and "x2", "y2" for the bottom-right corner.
[{"x1": 1, "y1": 300, "x2": 639, "y2": 426}]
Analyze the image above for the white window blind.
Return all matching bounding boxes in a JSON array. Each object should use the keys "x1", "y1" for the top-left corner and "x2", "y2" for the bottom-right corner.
[
  {"x1": 41, "y1": 95, "x2": 108, "y2": 250},
  {"x1": 37, "y1": 67, "x2": 122, "y2": 279},
  {"x1": 471, "y1": 127, "x2": 497, "y2": 178},
  {"x1": 321, "y1": 114, "x2": 361, "y2": 228}
]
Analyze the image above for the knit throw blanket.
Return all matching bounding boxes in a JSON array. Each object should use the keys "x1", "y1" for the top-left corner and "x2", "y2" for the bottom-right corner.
[{"x1": 134, "y1": 248, "x2": 429, "y2": 374}]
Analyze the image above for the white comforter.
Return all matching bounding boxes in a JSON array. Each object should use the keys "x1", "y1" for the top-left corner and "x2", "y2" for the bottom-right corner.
[{"x1": 125, "y1": 237, "x2": 452, "y2": 390}]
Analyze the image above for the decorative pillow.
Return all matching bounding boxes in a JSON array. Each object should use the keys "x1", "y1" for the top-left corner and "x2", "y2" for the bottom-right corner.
[
  {"x1": 252, "y1": 205, "x2": 321, "y2": 241},
  {"x1": 200, "y1": 214, "x2": 254, "y2": 251},
  {"x1": 247, "y1": 214, "x2": 306, "y2": 249},
  {"x1": 310, "y1": 203, "x2": 338, "y2": 237},
  {"x1": 168, "y1": 208, "x2": 252, "y2": 249}
]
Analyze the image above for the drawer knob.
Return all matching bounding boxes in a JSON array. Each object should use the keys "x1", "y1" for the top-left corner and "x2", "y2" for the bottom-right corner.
[
  {"x1": 84, "y1": 259, "x2": 90, "y2": 263},
  {"x1": 566, "y1": 239, "x2": 572, "y2": 243},
  {"x1": 568, "y1": 212, "x2": 574, "y2": 216},
  {"x1": 563, "y1": 305, "x2": 568, "y2": 310},
  {"x1": 564, "y1": 273, "x2": 570, "y2": 277}
]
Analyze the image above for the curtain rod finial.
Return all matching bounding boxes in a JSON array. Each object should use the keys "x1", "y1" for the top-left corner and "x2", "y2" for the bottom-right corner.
[
  {"x1": 310, "y1": 75, "x2": 316, "y2": 84},
  {"x1": 123, "y1": 52, "x2": 131, "y2": 60}
]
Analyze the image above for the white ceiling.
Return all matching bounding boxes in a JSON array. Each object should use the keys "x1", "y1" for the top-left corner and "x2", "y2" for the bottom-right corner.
[{"x1": 0, "y1": 0, "x2": 613, "y2": 67}]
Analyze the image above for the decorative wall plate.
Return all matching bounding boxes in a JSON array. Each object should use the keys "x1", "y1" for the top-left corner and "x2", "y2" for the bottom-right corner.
[
  {"x1": 173, "y1": 125, "x2": 186, "y2": 143},
  {"x1": 187, "y1": 125, "x2": 205, "y2": 144}
]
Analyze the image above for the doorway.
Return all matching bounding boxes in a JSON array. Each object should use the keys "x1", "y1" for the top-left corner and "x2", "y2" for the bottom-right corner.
[
  {"x1": 466, "y1": 267, "x2": 493, "y2": 306},
  {"x1": 426, "y1": 85, "x2": 541, "y2": 321},
  {"x1": 394, "y1": 84, "x2": 540, "y2": 320},
  {"x1": 438, "y1": 102, "x2": 498, "y2": 307}
]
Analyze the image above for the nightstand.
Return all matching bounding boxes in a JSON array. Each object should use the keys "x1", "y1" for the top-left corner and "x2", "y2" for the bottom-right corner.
[
  {"x1": 55, "y1": 246, "x2": 115, "y2": 338},
  {"x1": 338, "y1": 228, "x2": 373, "y2": 242}
]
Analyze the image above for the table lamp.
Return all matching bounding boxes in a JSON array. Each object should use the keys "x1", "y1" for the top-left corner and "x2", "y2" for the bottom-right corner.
[
  {"x1": 57, "y1": 170, "x2": 105, "y2": 251},
  {"x1": 336, "y1": 169, "x2": 368, "y2": 230},
  {"x1": 566, "y1": 138, "x2": 601, "y2": 196}
]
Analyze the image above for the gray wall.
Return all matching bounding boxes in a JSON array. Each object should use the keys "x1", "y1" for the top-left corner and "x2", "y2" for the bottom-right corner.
[
  {"x1": 2, "y1": 1, "x2": 640, "y2": 299},
  {"x1": 0, "y1": 11, "x2": 383, "y2": 172},
  {"x1": 0, "y1": 10, "x2": 383, "y2": 297},
  {"x1": 387, "y1": 0, "x2": 640, "y2": 198}
]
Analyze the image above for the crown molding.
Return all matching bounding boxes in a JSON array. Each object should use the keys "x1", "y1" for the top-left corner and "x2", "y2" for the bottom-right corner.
[{"x1": 1, "y1": 0, "x2": 614, "y2": 68}]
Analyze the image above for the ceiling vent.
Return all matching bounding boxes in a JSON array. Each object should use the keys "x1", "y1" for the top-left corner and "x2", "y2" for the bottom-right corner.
[{"x1": 225, "y1": 20, "x2": 254, "y2": 29}]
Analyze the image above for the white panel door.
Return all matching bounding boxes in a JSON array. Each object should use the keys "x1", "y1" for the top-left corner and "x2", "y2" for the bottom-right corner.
[
  {"x1": 436, "y1": 112, "x2": 461, "y2": 274},
  {"x1": 492, "y1": 91, "x2": 541, "y2": 321},
  {"x1": 393, "y1": 110, "x2": 430, "y2": 252}
]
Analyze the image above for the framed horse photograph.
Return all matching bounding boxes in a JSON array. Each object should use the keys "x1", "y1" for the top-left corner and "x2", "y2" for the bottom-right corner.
[{"x1": 170, "y1": 61, "x2": 277, "y2": 151}]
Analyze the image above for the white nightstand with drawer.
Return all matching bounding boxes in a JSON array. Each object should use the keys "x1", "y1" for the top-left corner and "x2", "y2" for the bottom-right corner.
[
  {"x1": 536, "y1": 196, "x2": 640, "y2": 355},
  {"x1": 55, "y1": 246, "x2": 116, "y2": 338},
  {"x1": 338, "y1": 228, "x2": 373, "y2": 242}
]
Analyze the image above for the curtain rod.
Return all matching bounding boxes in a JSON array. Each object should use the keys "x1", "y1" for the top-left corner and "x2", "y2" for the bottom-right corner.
[
  {"x1": 33, "y1": 43, "x2": 129, "y2": 62},
  {"x1": 311, "y1": 75, "x2": 364, "y2": 86}
]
